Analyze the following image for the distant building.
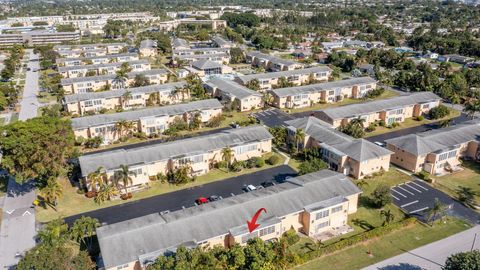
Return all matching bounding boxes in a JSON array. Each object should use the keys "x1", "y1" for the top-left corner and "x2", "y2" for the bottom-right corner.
[
  {"x1": 246, "y1": 51, "x2": 304, "y2": 72},
  {"x1": 205, "y1": 78, "x2": 263, "y2": 111},
  {"x1": 139, "y1": 39, "x2": 157, "y2": 57},
  {"x1": 186, "y1": 59, "x2": 232, "y2": 77},
  {"x1": 0, "y1": 30, "x2": 80, "y2": 47}
]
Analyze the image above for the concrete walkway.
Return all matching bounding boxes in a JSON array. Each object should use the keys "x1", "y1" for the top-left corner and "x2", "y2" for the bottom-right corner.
[{"x1": 363, "y1": 225, "x2": 480, "y2": 270}]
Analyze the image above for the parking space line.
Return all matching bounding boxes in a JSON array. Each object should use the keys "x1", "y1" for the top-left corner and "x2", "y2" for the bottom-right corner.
[
  {"x1": 412, "y1": 181, "x2": 429, "y2": 191},
  {"x1": 403, "y1": 183, "x2": 422, "y2": 193},
  {"x1": 401, "y1": 200, "x2": 418, "y2": 208},
  {"x1": 391, "y1": 189, "x2": 407, "y2": 198},
  {"x1": 264, "y1": 111, "x2": 272, "y2": 115},
  {"x1": 391, "y1": 194, "x2": 400, "y2": 201},
  {"x1": 409, "y1": 207, "x2": 429, "y2": 214},
  {"x1": 397, "y1": 185, "x2": 415, "y2": 195}
]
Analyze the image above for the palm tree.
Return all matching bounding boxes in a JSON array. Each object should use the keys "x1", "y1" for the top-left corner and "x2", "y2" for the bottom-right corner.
[
  {"x1": 115, "y1": 120, "x2": 128, "y2": 138},
  {"x1": 121, "y1": 90, "x2": 132, "y2": 108},
  {"x1": 221, "y1": 147, "x2": 234, "y2": 167},
  {"x1": 94, "y1": 184, "x2": 119, "y2": 204},
  {"x1": 114, "y1": 69, "x2": 129, "y2": 89},
  {"x1": 173, "y1": 86, "x2": 187, "y2": 101},
  {"x1": 439, "y1": 119, "x2": 452, "y2": 128},
  {"x1": 246, "y1": 79, "x2": 260, "y2": 91},
  {"x1": 427, "y1": 198, "x2": 448, "y2": 225},
  {"x1": 463, "y1": 99, "x2": 480, "y2": 119},
  {"x1": 380, "y1": 209, "x2": 395, "y2": 226},
  {"x1": 356, "y1": 179, "x2": 369, "y2": 190},
  {"x1": 70, "y1": 216, "x2": 99, "y2": 251},
  {"x1": 114, "y1": 164, "x2": 137, "y2": 194},
  {"x1": 87, "y1": 166, "x2": 107, "y2": 192},
  {"x1": 41, "y1": 178, "x2": 63, "y2": 207},
  {"x1": 456, "y1": 186, "x2": 477, "y2": 207},
  {"x1": 263, "y1": 92, "x2": 274, "y2": 108},
  {"x1": 294, "y1": 128, "x2": 306, "y2": 152}
]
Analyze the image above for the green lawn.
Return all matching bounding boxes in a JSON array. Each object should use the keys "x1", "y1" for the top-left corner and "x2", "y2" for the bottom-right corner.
[
  {"x1": 365, "y1": 109, "x2": 461, "y2": 137},
  {"x1": 294, "y1": 218, "x2": 470, "y2": 270},
  {"x1": 36, "y1": 152, "x2": 286, "y2": 222},
  {"x1": 433, "y1": 160, "x2": 480, "y2": 206},
  {"x1": 285, "y1": 89, "x2": 399, "y2": 114}
]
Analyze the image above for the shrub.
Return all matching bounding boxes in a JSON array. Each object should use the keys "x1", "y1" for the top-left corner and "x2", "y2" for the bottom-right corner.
[
  {"x1": 230, "y1": 161, "x2": 244, "y2": 172},
  {"x1": 379, "y1": 120, "x2": 386, "y2": 127},
  {"x1": 299, "y1": 158, "x2": 328, "y2": 175},
  {"x1": 283, "y1": 228, "x2": 300, "y2": 245},
  {"x1": 206, "y1": 114, "x2": 225, "y2": 128},
  {"x1": 267, "y1": 155, "x2": 280, "y2": 165},
  {"x1": 216, "y1": 161, "x2": 228, "y2": 169},
  {"x1": 133, "y1": 132, "x2": 147, "y2": 139},
  {"x1": 391, "y1": 122, "x2": 400, "y2": 128},
  {"x1": 99, "y1": 108, "x2": 108, "y2": 114},
  {"x1": 417, "y1": 170, "x2": 431, "y2": 181},
  {"x1": 416, "y1": 115, "x2": 425, "y2": 121},
  {"x1": 254, "y1": 157, "x2": 265, "y2": 168},
  {"x1": 429, "y1": 105, "x2": 450, "y2": 119},
  {"x1": 372, "y1": 184, "x2": 392, "y2": 207},
  {"x1": 84, "y1": 136, "x2": 102, "y2": 148},
  {"x1": 365, "y1": 122, "x2": 376, "y2": 132}
]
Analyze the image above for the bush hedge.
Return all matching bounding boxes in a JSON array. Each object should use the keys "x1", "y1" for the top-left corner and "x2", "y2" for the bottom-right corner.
[{"x1": 267, "y1": 155, "x2": 280, "y2": 165}]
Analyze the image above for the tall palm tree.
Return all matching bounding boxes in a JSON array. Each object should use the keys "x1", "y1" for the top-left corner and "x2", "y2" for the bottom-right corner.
[
  {"x1": 115, "y1": 120, "x2": 128, "y2": 138},
  {"x1": 87, "y1": 166, "x2": 107, "y2": 192},
  {"x1": 263, "y1": 92, "x2": 274, "y2": 108},
  {"x1": 356, "y1": 179, "x2": 369, "y2": 190},
  {"x1": 463, "y1": 99, "x2": 480, "y2": 119},
  {"x1": 221, "y1": 147, "x2": 234, "y2": 167},
  {"x1": 70, "y1": 216, "x2": 99, "y2": 250},
  {"x1": 94, "y1": 184, "x2": 119, "y2": 204},
  {"x1": 427, "y1": 198, "x2": 448, "y2": 225},
  {"x1": 380, "y1": 209, "x2": 395, "y2": 226},
  {"x1": 294, "y1": 128, "x2": 306, "y2": 152},
  {"x1": 114, "y1": 69, "x2": 129, "y2": 89},
  {"x1": 41, "y1": 178, "x2": 63, "y2": 207},
  {"x1": 121, "y1": 90, "x2": 132, "y2": 108},
  {"x1": 114, "y1": 164, "x2": 137, "y2": 194}
]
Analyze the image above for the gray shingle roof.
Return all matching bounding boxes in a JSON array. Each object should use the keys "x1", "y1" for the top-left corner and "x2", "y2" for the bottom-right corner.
[
  {"x1": 63, "y1": 82, "x2": 186, "y2": 103},
  {"x1": 54, "y1": 43, "x2": 127, "y2": 50},
  {"x1": 172, "y1": 38, "x2": 189, "y2": 49},
  {"x1": 78, "y1": 125, "x2": 272, "y2": 177},
  {"x1": 271, "y1": 77, "x2": 377, "y2": 98},
  {"x1": 61, "y1": 69, "x2": 167, "y2": 85},
  {"x1": 173, "y1": 47, "x2": 230, "y2": 55},
  {"x1": 140, "y1": 39, "x2": 157, "y2": 49},
  {"x1": 71, "y1": 99, "x2": 222, "y2": 130},
  {"x1": 56, "y1": 52, "x2": 138, "y2": 63},
  {"x1": 212, "y1": 35, "x2": 234, "y2": 47},
  {"x1": 206, "y1": 78, "x2": 261, "y2": 100},
  {"x1": 286, "y1": 117, "x2": 392, "y2": 162},
  {"x1": 192, "y1": 59, "x2": 222, "y2": 70},
  {"x1": 385, "y1": 119, "x2": 480, "y2": 155},
  {"x1": 176, "y1": 52, "x2": 229, "y2": 60},
  {"x1": 58, "y1": 59, "x2": 149, "y2": 72},
  {"x1": 236, "y1": 66, "x2": 332, "y2": 84},
  {"x1": 319, "y1": 92, "x2": 441, "y2": 120},
  {"x1": 96, "y1": 169, "x2": 361, "y2": 269},
  {"x1": 246, "y1": 51, "x2": 300, "y2": 67}
]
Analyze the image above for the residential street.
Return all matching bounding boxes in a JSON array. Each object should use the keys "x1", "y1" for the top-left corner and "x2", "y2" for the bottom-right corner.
[
  {"x1": 0, "y1": 49, "x2": 40, "y2": 268},
  {"x1": 65, "y1": 165, "x2": 297, "y2": 226},
  {"x1": 18, "y1": 49, "x2": 40, "y2": 121},
  {"x1": 363, "y1": 225, "x2": 480, "y2": 270}
]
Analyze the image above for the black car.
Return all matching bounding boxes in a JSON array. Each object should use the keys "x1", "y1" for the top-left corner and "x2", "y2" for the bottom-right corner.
[
  {"x1": 208, "y1": 195, "x2": 222, "y2": 202},
  {"x1": 261, "y1": 181, "x2": 275, "y2": 188}
]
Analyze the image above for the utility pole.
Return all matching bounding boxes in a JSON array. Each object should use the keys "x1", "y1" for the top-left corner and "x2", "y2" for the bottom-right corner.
[{"x1": 471, "y1": 233, "x2": 477, "y2": 251}]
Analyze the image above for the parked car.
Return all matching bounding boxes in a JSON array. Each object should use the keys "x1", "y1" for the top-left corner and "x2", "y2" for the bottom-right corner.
[
  {"x1": 195, "y1": 197, "x2": 209, "y2": 205},
  {"x1": 374, "y1": 141, "x2": 385, "y2": 147},
  {"x1": 261, "y1": 181, "x2": 275, "y2": 188},
  {"x1": 246, "y1": 185, "x2": 257, "y2": 192},
  {"x1": 208, "y1": 195, "x2": 221, "y2": 202}
]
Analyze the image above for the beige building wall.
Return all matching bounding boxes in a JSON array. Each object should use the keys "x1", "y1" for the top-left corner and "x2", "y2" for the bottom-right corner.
[{"x1": 351, "y1": 154, "x2": 391, "y2": 179}]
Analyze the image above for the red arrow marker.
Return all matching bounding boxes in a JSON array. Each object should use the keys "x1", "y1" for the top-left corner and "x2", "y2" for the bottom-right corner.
[{"x1": 247, "y1": 208, "x2": 267, "y2": 233}]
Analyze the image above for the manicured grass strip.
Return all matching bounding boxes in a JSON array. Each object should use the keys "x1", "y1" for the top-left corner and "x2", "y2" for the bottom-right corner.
[{"x1": 294, "y1": 218, "x2": 470, "y2": 270}]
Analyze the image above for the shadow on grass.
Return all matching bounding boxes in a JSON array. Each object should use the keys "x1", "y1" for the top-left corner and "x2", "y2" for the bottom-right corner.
[{"x1": 352, "y1": 218, "x2": 375, "y2": 231}]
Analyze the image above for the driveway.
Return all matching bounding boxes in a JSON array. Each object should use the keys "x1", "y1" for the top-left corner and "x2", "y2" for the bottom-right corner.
[
  {"x1": 64, "y1": 165, "x2": 297, "y2": 226},
  {"x1": 363, "y1": 225, "x2": 480, "y2": 270},
  {"x1": 252, "y1": 108, "x2": 296, "y2": 128},
  {"x1": 391, "y1": 179, "x2": 480, "y2": 224},
  {"x1": 18, "y1": 49, "x2": 40, "y2": 121}
]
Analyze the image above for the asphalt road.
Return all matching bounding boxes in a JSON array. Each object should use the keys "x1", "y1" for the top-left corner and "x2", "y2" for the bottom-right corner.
[
  {"x1": 65, "y1": 165, "x2": 297, "y2": 226},
  {"x1": 363, "y1": 225, "x2": 480, "y2": 270},
  {"x1": 252, "y1": 108, "x2": 296, "y2": 128},
  {"x1": 18, "y1": 49, "x2": 40, "y2": 121},
  {"x1": 391, "y1": 179, "x2": 480, "y2": 224}
]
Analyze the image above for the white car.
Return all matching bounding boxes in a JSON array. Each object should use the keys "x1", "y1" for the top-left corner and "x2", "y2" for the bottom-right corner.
[
  {"x1": 374, "y1": 141, "x2": 385, "y2": 147},
  {"x1": 246, "y1": 185, "x2": 257, "y2": 192}
]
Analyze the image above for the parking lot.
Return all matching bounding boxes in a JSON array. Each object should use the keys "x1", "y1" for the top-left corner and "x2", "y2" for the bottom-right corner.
[
  {"x1": 252, "y1": 108, "x2": 296, "y2": 128},
  {"x1": 391, "y1": 179, "x2": 480, "y2": 224}
]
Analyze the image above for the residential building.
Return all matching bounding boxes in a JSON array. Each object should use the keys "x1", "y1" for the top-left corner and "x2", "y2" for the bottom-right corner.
[
  {"x1": 235, "y1": 66, "x2": 332, "y2": 90},
  {"x1": 171, "y1": 38, "x2": 190, "y2": 50},
  {"x1": 0, "y1": 30, "x2": 80, "y2": 47},
  {"x1": 54, "y1": 43, "x2": 127, "y2": 58},
  {"x1": 139, "y1": 39, "x2": 157, "y2": 57},
  {"x1": 185, "y1": 59, "x2": 232, "y2": 77},
  {"x1": 56, "y1": 53, "x2": 139, "y2": 67},
  {"x1": 270, "y1": 77, "x2": 377, "y2": 109},
  {"x1": 316, "y1": 92, "x2": 441, "y2": 128},
  {"x1": 58, "y1": 59, "x2": 150, "y2": 78},
  {"x1": 61, "y1": 69, "x2": 169, "y2": 94},
  {"x1": 211, "y1": 35, "x2": 235, "y2": 48},
  {"x1": 385, "y1": 119, "x2": 480, "y2": 176},
  {"x1": 62, "y1": 82, "x2": 186, "y2": 115},
  {"x1": 175, "y1": 52, "x2": 230, "y2": 64},
  {"x1": 71, "y1": 99, "x2": 223, "y2": 142},
  {"x1": 79, "y1": 125, "x2": 273, "y2": 190},
  {"x1": 246, "y1": 51, "x2": 304, "y2": 71},
  {"x1": 205, "y1": 78, "x2": 263, "y2": 111},
  {"x1": 96, "y1": 169, "x2": 361, "y2": 270},
  {"x1": 286, "y1": 117, "x2": 392, "y2": 179},
  {"x1": 438, "y1": 54, "x2": 475, "y2": 65}
]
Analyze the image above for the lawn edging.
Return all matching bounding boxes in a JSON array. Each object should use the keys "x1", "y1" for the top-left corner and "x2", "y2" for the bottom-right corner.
[{"x1": 294, "y1": 217, "x2": 417, "y2": 268}]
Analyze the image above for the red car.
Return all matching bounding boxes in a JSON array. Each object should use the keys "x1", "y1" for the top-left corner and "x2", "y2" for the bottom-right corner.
[{"x1": 195, "y1": 197, "x2": 208, "y2": 205}]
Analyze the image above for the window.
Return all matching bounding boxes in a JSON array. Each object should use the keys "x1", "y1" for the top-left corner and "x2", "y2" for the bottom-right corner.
[
  {"x1": 315, "y1": 209, "x2": 329, "y2": 220},
  {"x1": 438, "y1": 150, "x2": 457, "y2": 161},
  {"x1": 129, "y1": 168, "x2": 142, "y2": 175},
  {"x1": 258, "y1": 225, "x2": 275, "y2": 237},
  {"x1": 331, "y1": 205, "x2": 343, "y2": 213},
  {"x1": 94, "y1": 127, "x2": 106, "y2": 133},
  {"x1": 422, "y1": 104, "x2": 430, "y2": 109},
  {"x1": 178, "y1": 154, "x2": 203, "y2": 165},
  {"x1": 235, "y1": 144, "x2": 257, "y2": 155},
  {"x1": 315, "y1": 220, "x2": 330, "y2": 231}
]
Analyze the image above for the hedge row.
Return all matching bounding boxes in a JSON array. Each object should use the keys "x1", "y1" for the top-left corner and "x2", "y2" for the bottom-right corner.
[{"x1": 301, "y1": 217, "x2": 417, "y2": 261}]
